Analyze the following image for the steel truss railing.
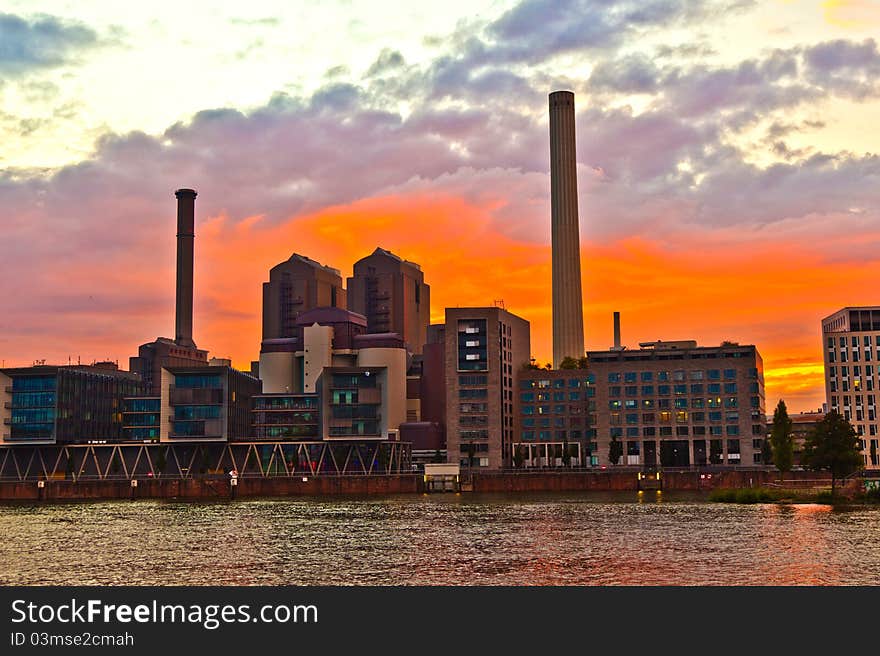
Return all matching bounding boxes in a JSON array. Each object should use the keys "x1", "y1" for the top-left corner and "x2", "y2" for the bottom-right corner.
[{"x1": 0, "y1": 441, "x2": 412, "y2": 482}]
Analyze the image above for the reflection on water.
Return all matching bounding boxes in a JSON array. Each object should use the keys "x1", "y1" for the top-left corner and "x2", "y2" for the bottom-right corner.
[{"x1": 1, "y1": 492, "x2": 878, "y2": 585}]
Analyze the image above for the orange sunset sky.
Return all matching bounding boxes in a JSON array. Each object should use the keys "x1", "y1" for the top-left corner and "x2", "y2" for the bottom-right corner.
[{"x1": 2, "y1": 0, "x2": 879, "y2": 414}]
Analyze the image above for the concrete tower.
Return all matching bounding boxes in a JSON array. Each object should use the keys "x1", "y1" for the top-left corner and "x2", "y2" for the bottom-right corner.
[
  {"x1": 549, "y1": 90, "x2": 584, "y2": 367},
  {"x1": 174, "y1": 188, "x2": 197, "y2": 348}
]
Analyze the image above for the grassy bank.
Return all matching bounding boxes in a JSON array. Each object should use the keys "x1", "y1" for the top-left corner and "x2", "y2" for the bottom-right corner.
[{"x1": 709, "y1": 486, "x2": 880, "y2": 504}]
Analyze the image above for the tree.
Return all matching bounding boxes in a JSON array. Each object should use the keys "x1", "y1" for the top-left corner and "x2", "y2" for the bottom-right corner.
[
  {"x1": 761, "y1": 437, "x2": 773, "y2": 466},
  {"x1": 432, "y1": 449, "x2": 444, "y2": 464},
  {"x1": 608, "y1": 436, "x2": 622, "y2": 465},
  {"x1": 709, "y1": 440, "x2": 722, "y2": 465},
  {"x1": 561, "y1": 440, "x2": 571, "y2": 467},
  {"x1": 802, "y1": 410, "x2": 863, "y2": 497},
  {"x1": 466, "y1": 442, "x2": 476, "y2": 469},
  {"x1": 513, "y1": 445, "x2": 525, "y2": 469},
  {"x1": 559, "y1": 356, "x2": 579, "y2": 370},
  {"x1": 769, "y1": 400, "x2": 794, "y2": 482}
]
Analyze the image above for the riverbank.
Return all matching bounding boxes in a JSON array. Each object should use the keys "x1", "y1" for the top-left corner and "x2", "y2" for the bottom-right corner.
[{"x1": 0, "y1": 468, "x2": 834, "y2": 502}]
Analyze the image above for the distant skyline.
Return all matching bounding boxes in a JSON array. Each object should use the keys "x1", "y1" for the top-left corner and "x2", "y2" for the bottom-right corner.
[{"x1": 2, "y1": 0, "x2": 879, "y2": 412}]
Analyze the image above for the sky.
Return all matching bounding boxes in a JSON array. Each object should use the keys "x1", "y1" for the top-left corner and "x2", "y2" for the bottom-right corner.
[{"x1": 1, "y1": 0, "x2": 879, "y2": 413}]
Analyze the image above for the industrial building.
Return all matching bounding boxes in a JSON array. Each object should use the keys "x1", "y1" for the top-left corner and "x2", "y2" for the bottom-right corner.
[
  {"x1": 347, "y1": 247, "x2": 430, "y2": 354},
  {"x1": 129, "y1": 189, "x2": 210, "y2": 394},
  {"x1": 261, "y1": 253, "x2": 347, "y2": 341},
  {"x1": 549, "y1": 90, "x2": 585, "y2": 368}
]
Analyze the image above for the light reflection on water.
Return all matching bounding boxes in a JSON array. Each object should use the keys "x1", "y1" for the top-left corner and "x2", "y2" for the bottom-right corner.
[{"x1": 1, "y1": 492, "x2": 879, "y2": 586}]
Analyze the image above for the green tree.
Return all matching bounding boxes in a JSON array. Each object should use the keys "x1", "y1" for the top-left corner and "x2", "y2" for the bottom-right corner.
[
  {"x1": 709, "y1": 441, "x2": 722, "y2": 465},
  {"x1": 802, "y1": 410, "x2": 863, "y2": 497},
  {"x1": 577, "y1": 356, "x2": 588, "y2": 369},
  {"x1": 769, "y1": 400, "x2": 794, "y2": 482},
  {"x1": 608, "y1": 436, "x2": 622, "y2": 465},
  {"x1": 155, "y1": 448, "x2": 166, "y2": 477},
  {"x1": 559, "y1": 356, "x2": 579, "y2": 370},
  {"x1": 466, "y1": 442, "x2": 476, "y2": 469},
  {"x1": 761, "y1": 437, "x2": 773, "y2": 466},
  {"x1": 513, "y1": 445, "x2": 525, "y2": 469}
]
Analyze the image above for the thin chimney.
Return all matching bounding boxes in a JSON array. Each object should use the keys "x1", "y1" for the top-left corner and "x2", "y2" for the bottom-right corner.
[
  {"x1": 549, "y1": 90, "x2": 585, "y2": 367},
  {"x1": 613, "y1": 311, "x2": 621, "y2": 350},
  {"x1": 174, "y1": 188, "x2": 197, "y2": 348}
]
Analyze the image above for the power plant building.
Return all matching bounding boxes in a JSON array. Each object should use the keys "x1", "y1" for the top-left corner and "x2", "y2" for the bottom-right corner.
[
  {"x1": 347, "y1": 247, "x2": 430, "y2": 354},
  {"x1": 262, "y1": 254, "x2": 347, "y2": 341},
  {"x1": 130, "y1": 189, "x2": 210, "y2": 394}
]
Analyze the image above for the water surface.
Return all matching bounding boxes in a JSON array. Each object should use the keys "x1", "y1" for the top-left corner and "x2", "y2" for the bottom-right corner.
[{"x1": 1, "y1": 492, "x2": 877, "y2": 585}]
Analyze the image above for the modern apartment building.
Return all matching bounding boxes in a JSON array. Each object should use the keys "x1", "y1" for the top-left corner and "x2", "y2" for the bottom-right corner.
[
  {"x1": 1, "y1": 363, "x2": 146, "y2": 445},
  {"x1": 347, "y1": 247, "x2": 430, "y2": 354},
  {"x1": 822, "y1": 306, "x2": 880, "y2": 468},
  {"x1": 445, "y1": 307, "x2": 530, "y2": 469},
  {"x1": 587, "y1": 340, "x2": 766, "y2": 467}
]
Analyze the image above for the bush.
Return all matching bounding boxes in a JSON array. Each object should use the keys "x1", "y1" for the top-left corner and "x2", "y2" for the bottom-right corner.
[{"x1": 709, "y1": 488, "x2": 782, "y2": 504}]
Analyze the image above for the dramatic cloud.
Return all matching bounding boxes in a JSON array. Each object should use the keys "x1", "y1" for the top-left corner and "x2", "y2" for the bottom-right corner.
[
  {"x1": 0, "y1": 12, "x2": 100, "y2": 76},
  {"x1": 2, "y1": 0, "x2": 879, "y2": 412}
]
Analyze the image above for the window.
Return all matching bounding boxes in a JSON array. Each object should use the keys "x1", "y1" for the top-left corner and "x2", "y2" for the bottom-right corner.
[
  {"x1": 624, "y1": 372, "x2": 637, "y2": 383},
  {"x1": 723, "y1": 369, "x2": 736, "y2": 379},
  {"x1": 689, "y1": 370, "x2": 705, "y2": 380},
  {"x1": 642, "y1": 385, "x2": 654, "y2": 396},
  {"x1": 641, "y1": 372, "x2": 653, "y2": 382},
  {"x1": 658, "y1": 385, "x2": 670, "y2": 396},
  {"x1": 691, "y1": 384, "x2": 704, "y2": 395},
  {"x1": 609, "y1": 373, "x2": 621, "y2": 383}
]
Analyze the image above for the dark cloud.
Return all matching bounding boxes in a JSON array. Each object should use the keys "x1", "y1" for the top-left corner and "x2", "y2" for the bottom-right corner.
[
  {"x1": 366, "y1": 49, "x2": 405, "y2": 77},
  {"x1": 803, "y1": 38, "x2": 880, "y2": 99},
  {"x1": 0, "y1": 12, "x2": 100, "y2": 76}
]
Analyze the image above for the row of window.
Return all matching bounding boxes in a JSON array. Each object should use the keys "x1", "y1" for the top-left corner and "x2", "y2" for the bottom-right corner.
[
  {"x1": 521, "y1": 390, "x2": 595, "y2": 402},
  {"x1": 827, "y1": 335, "x2": 880, "y2": 348},
  {"x1": 520, "y1": 376, "x2": 596, "y2": 389},
  {"x1": 610, "y1": 411, "x2": 740, "y2": 424},
  {"x1": 610, "y1": 425, "x2": 741, "y2": 437},
  {"x1": 608, "y1": 369, "x2": 739, "y2": 383},
  {"x1": 610, "y1": 396, "x2": 741, "y2": 409},
  {"x1": 609, "y1": 383, "x2": 741, "y2": 396}
]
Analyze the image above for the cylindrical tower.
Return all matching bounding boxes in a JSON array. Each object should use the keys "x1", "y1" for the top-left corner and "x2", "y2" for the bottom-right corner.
[
  {"x1": 549, "y1": 90, "x2": 585, "y2": 367},
  {"x1": 174, "y1": 188, "x2": 197, "y2": 348}
]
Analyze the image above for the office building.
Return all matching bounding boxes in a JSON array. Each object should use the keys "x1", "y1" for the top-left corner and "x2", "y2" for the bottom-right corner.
[
  {"x1": 122, "y1": 365, "x2": 261, "y2": 442},
  {"x1": 347, "y1": 247, "x2": 430, "y2": 353},
  {"x1": 822, "y1": 306, "x2": 880, "y2": 468},
  {"x1": 445, "y1": 307, "x2": 530, "y2": 469},
  {"x1": 587, "y1": 340, "x2": 766, "y2": 467},
  {"x1": 1, "y1": 363, "x2": 145, "y2": 445}
]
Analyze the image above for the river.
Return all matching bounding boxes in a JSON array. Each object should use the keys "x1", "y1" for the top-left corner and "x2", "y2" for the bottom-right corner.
[{"x1": 2, "y1": 492, "x2": 878, "y2": 585}]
